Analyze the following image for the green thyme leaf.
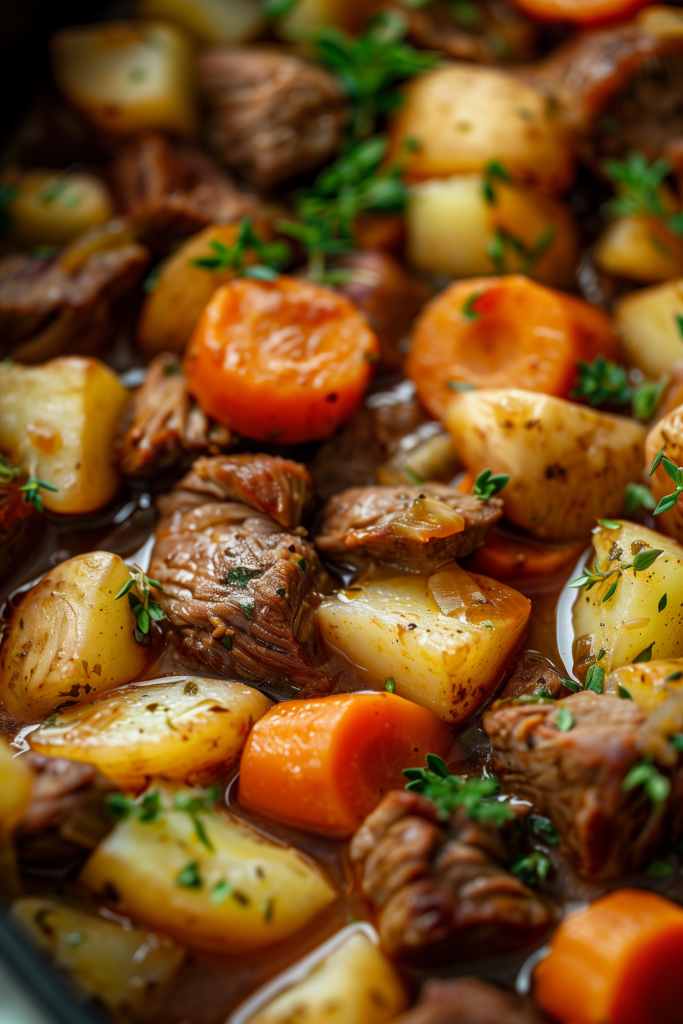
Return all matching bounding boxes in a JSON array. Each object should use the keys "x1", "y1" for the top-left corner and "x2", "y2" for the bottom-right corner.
[
  {"x1": 675, "y1": 313, "x2": 683, "y2": 340},
  {"x1": 624, "y1": 482, "x2": 656, "y2": 515},
  {"x1": 570, "y1": 356, "x2": 630, "y2": 407},
  {"x1": 600, "y1": 519, "x2": 622, "y2": 530},
  {"x1": 209, "y1": 879, "x2": 233, "y2": 905},
  {"x1": 666, "y1": 671, "x2": 683, "y2": 682},
  {"x1": 511, "y1": 851, "x2": 551, "y2": 887},
  {"x1": 659, "y1": 593, "x2": 668, "y2": 612},
  {"x1": 618, "y1": 685, "x2": 633, "y2": 700},
  {"x1": 404, "y1": 758, "x2": 515, "y2": 825},
  {"x1": 472, "y1": 468, "x2": 509, "y2": 501},
  {"x1": 176, "y1": 861, "x2": 202, "y2": 889},
  {"x1": 385, "y1": 677, "x2": 396, "y2": 692},
  {"x1": 225, "y1": 567, "x2": 264, "y2": 589},
  {"x1": 19, "y1": 476, "x2": 58, "y2": 513},
  {"x1": 528, "y1": 814, "x2": 560, "y2": 845},
  {"x1": 633, "y1": 642, "x2": 655, "y2": 663},
  {"x1": 462, "y1": 289, "x2": 486, "y2": 321},
  {"x1": 561, "y1": 678, "x2": 580, "y2": 693},
  {"x1": 116, "y1": 565, "x2": 165, "y2": 644},
  {"x1": 632, "y1": 377, "x2": 669, "y2": 422},
  {"x1": 585, "y1": 663, "x2": 604, "y2": 693},
  {"x1": 622, "y1": 757, "x2": 671, "y2": 810},
  {"x1": 554, "y1": 706, "x2": 574, "y2": 732},
  {"x1": 632, "y1": 548, "x2": 663, "y2": 572}
]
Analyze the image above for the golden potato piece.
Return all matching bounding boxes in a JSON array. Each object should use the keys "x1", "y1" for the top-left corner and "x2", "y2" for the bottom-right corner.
[
  {"x1": 604, "y1": 658, "x2": 683, "y2": 711},
  {"x1": 136, "y1": 0, "x2": 266, "y2": 42},
  {"x1": 30, "y1": 676, "x2": 272, "y2": 791},
  {"x1": 6, "y1": 169, "x2": 113, "y2": 248},
  {"x1": 317, "y1": 562, "x2": 530, "y2": 725},
  {"x1": 12, "y1": 897, "x2": 184, "y2": 1017},
  {"x1": 52, "y1": 21, "x2": 196, "y2": 139},
  {"x1": 80, "y1": 782, "x2": 337, "y2": 953},
  {"x1": 572, "y1": 520, "x2": 683, "y2": 679},
  {"x1": 274, "y1": 0, "x2": 369, "y2": 37},
  {"x1": 0, "y1": 357, "x2": 128, "y2": 514},
  {"x1": 446, "y1": 388, "x2": 646, "y2": 541},
  {"x1": 615, "y1": 278, "x2": 683, "y2": 380},
  {"x1": 646, "y1": 402, "x2": 683, "y2": 544},
  {"x1": 0, "y1": 739, "x2": 32, "y2": 830},
  {"x1": 0, "y1": 551, "x2": 148, "y2": 721},
  {"x1": 389, "y1": 64, "x2": 575, "y2": 195},
  {"x1": 593, "y1": 216, "x2": 683, "y2": 284}
]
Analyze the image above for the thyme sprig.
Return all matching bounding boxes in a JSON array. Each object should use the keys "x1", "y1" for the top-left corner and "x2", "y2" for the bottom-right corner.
[
  {"x1": 622, "y1": 757, "x2": 671, "y2": 811},
  {"x1": 192, "y1": 219, "x2": 289, "y2": 281},
  {"x1": 106, "y1": 785, "x2": 220, "y2": 851},
  {"x1": 403, "y1": 754, "x2": 515, "y2": 826},
  {"x1": 0, "y1": 457, "x2": 59, "y2": 512},
  {"x1": 115, "y1": 564, "x2": 165, "y2": 645},
  {"x1": 649, "y1": 449, "x2": 683, "y2": 514},
  {"x1": 472, "y1": 468, "x2": 509, "y2": 501},
  {"x1": 569, "y1": 547, "x2": 663, "y2": 605},
  {"x1": 571, "y1": 356, "x2": 668, "y2": 422},
  {"x1": 603, "y1": 152, "x2": 683, "y2": 237}
]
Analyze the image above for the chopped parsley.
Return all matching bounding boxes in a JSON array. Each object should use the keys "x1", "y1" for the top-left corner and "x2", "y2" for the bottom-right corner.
[{"x1": 403, "y1": 754, "x2": 515, "y2": 826}]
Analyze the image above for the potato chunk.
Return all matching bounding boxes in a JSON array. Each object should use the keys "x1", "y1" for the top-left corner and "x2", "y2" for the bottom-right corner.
[
  {"x1": 244, "y1": 929, "x2": 407, "y2": 1024},
  {"x1": 407, "y1": 175, "x2": 579, "y2": 289},
  {"x1": 5, "y1": 169, "x2": 113, "y2": 247},
  {"x1": 0, "y1": 738, "x2": 32, "y2": 830},
  {"x1": 317, "y1": 563, "x2": 530, "y2": 725},
  {"x1": 274, "y1": 0, "x2": 370, "y2": 36},
  {"x1": 389, "y1": 64, "x2": 575, "y2": 195},
  {"x1": 30, "y1": 676, "x2": 272, "y2": 791},
  {"x1": 12, "y1": 897, "x2": 183, "y2": 1017},
  {"x1": 572, "y1": 521, "x2": 683, "y2": 679},
  {"x1": 52, "y1": 21, "x2": 196, "y2": 139},
  {"x1": 0, "y1": 357, "x2": 128, "y2": 514},
  {"x1": 80, "y1": 783, "x2": 337, "y2": 952},
  {"x1": 136, "y1": 0, "x2": 266, "y2": 42},
  {"x1": 593, "y1": 217, "x2": 683, "y2": 284},
  {"x1": 446, "y1": 389, "x2": 646, "y2": 541},
  {"x1": 645, "y1": 403, "x2": 683, "y2": 544},
  {"x1": 0, "y1": 551, "x2": 148, "y2": 721},
  {"x1": 604, "y1": 659, "x2": 683, "y2": 711},
  {"x1": 616, "y1": 278, "x2": 683, "y2": 380}
]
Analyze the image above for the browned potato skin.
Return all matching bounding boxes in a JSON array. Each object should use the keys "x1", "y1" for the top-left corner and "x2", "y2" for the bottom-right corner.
[{"x1": 646, "y1": 403, "x2": 683, "y2": 543}]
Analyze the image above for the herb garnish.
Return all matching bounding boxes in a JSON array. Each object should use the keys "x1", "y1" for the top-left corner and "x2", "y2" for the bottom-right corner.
[
  {"x1": 571, "y1": 356, "x2": 668, "y2": 421},
  {"x1": 385, "y1": 677, "x2": 396, "y2": 693},
  {"x1": 264, "y1": 0, "x2": 300, "y2": 16},
  {"x1": 487, "y1": 224, "x2": 556, "y2": 275},
  {"x1": 192, "y1": 219, "x2": 289, "y2": 281},
  {"x1": 225, "y1": 567, "x2": 264, "y2": 589},
  {"x1": 602, "y1": 152, "x2": 683, "y2": 238},
  {"x1": 403, "y1": 754, "x2": 515, "y2": 826},
  {"x1": 511, "y1": 851, "x2": 551, "y2": 887},
  {"x1": 569, "y1": 547, "x2": 663, "y2": 605},
  {"x1": 622, "y1": 756, "x2": 671, "y2": 811},
  {"x1": 649, "y1": 449, "x2": 683, "y2": 514},
  {"x1": 462, "y1": 290, "x2": 486, "y2": 321},
  {"x1": 107, "y1": 785, "x2": 220, "y2": 853},
  {"x1": 172, "y1": 786, "x2": 220, "y2": 852},
  {"x1": 115, "y1": 564, "x2": 165, "y2": 645},
  {"x1": 624, "y1": 482, "x2": 656, "y2": 515},
  {"x1": 585, "y1": 663, "x2": 604, "y2": 693},
  {"x1": 481, "y1": 159, "x2": 511, "y2": 205},
  {"x1": 528, "y1": 814, "x2": 559, "y2": 845},
  {"x1": 554, "y1": 706, "x2": 574, "y2": 732},
  {"x1": 106, "y1": 789, "x2": 164, "y2": 824},
  {"x1": 472, "y1": 467, "x2": 509, "y2": 501},
  {"x1": 177, "y1": 861, "x2": 203, "y2": 889},
  {"x1": 633, "y1": 642, "x2": 655, "y2": 664},
  {"x1": 1, "y1": 455, "x2": 60, "y2": 512}
]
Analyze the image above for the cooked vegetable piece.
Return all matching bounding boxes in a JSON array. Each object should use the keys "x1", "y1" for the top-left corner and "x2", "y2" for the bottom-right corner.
[
  {"x1": 0, "y1": 738, "x2": 32, "y2": 830},
  {"x1": 593, "y1": 215, "x2": 683, "y2": 283},
  {"x1": 615, "y1": 278, "x2": 683, "y2": 379},
  {"x1": 52, "y1": 21, "x2": 196, "y2": 138},
  {"x1": 464, "y1": 528, "x2": 586, "y2": 583},
  {"x1": 135, "y1": 0, "x2": 266, "y2": 42},
  {"x1": 245, "y1": 930, "x2": 408, "y2": 1024},
  {"x1": 0, "y1": 357, "x2": 128, "y2": 514},
  {"x1": 408, "y1": 276, "x2": 618, "y2": 421},
  {"x1": 447, "y1": 389, "x2": 645, "y2": 541},
  {"x1": 604, "y1": 659, "x2": 683, "y2": 710},
  {"x1": 646, "y1": 404, "x2": 683, "y2": 543},
  {"x1": 316, "y1": 563, "x2": 530, "y2": 725},
  {"x1": 80, "y1": 782, "x2": 336, "y2": 952},
  {"x1": 273, "y1": 0, "x2": 370, "y2": 37},
  {"x1": 238, "y1": 692, "x2": 454, "y2": 836},
  {"x1": 407, "y1": 175, "x2": 579, "y2": 288},
  {"x1": 510, "y1": 0, "x2": 653, "y2": 24},
  {"x1": 29, "y1": 676, "x2": 272, "y2": 791},
  {"x1": 571, "y1": 520, "x2": 683, "y2": 679},
  {"x1": 389, "y1": 64, "x2": 575, "y2": 195},
  {"x1": 12, "y1": 897, "x2": 184, "y2": 1017},
  {"x1": 5, "y1": 169, "x2": 112, "y2": 247},
  {"x1": 534, "y1": 889, "x2": 683, "y2": 1024},
  {"x1": 184, "y1": 276, "x2": 380, "y2": 443},
  {"x1": 0, "y1": 551, "x2": 148, "y2": 720}
]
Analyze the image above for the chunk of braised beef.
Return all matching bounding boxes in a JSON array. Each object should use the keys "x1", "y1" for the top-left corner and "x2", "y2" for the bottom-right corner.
[
  {"x1": 112, "y1": 133, "x2": 258, "y2": 252},
  {"x1": 393, "y1": 0, "x2": 540, "y2": 65},
  {"x1": 149, "y1": 455, "x2": 331, "y2": 691},
  {"x1": 393, "y1": 977, "x2": 549, "y2": 1024},
  {"x1": 499, "y1": 652, "x2": 577, "y2": 702},
  {"x1": 350, "y1": 791, "x2": 552, "y2": 963},
  {"x1": 197, "y1": 46, "x2": 345, "y2": 189},
  {"x1": 483, "y1": 691, "x2": 683, "y2": 881},
  {"x1": 118, "y1": 354, "x2": 232, "y2": 477},
  {"x1": 315, "y1": 484, "x2": 502, "y2": 572}
]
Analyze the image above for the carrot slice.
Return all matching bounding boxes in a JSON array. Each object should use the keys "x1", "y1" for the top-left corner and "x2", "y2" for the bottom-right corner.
[
  {"x1": 407, "y1": 274, "x2": 618, "y2": 421},
  {"x1": 509, "y1": 0, "x2": 652, "y2": 25},
  {"x1": 238, "y1": 692, "x2": 453, "y2": 837},
  {"x1": 534, "y1": 889, "x2": 683, "y2": 1024},
  {"x1": 464, "y1": 527, "x2": 586, "y2": 583},
  {"x1": 184, "y1": 276, "x2": 380, "y2": 444}
]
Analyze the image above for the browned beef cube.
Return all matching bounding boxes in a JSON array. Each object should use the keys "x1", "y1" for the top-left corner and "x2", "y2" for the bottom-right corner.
[{"x1": 393, "y1": 977, "x2": 549, "y2": 1024}]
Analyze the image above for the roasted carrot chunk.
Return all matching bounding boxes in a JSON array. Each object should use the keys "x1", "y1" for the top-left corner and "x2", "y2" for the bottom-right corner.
[
  {"x1": 184, "y1": 276, "x2": 379, "y2": 444},
  {"x1": 407, "y1": 274, "x2": 618, "y2": 421},
  {"x1": 534, "y1": 889, "x2": 683, "y2": 1024},
  {"x1": 509, "y1": 0, "x2": 652, "y2": 24},
  {"x1": 238, "y1": 692, "x2": 453, "y2": 837},
  {"x1": 464, "y1": 527, "x2": 586, "y2": 583}
]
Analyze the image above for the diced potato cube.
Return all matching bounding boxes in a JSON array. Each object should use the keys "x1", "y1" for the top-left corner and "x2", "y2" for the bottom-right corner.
[
  {"x1": 572, "y1": 520, "x2": 683, "y2": 678},
  {"x1": 446, "y1": 389, "x2": 646, "y2": 541},
  {"x1": 136, "y1": 0, "x2": 266, "y2": 42},
  {"x1": 5, "y1": 169, "x2": 112, "y2": 247},
  {"x1": 12, "y1": 897, "x2": 183, "y2": 1016},
  {"x1": 0, "y1": 357, "x2": 128, "y2": 514},
  {"x1": 0, "y1": 551, "x2": 148, "y2": 721},
  {"x1": 52, "y1": 21, "x2": 196, "y2": 139},
  {"x1": 593, "y1": 216, "x2": 683, "y2": 283},
  {"x1": 0, "y1": 738, "x2": 32, "y2": 830},
  {"x1": 615, "y1": 278, "x2": 683, "y2": 379},
  {"x1": 245, "y1": 929, "x2": 407, "y2": 1024},
  {"x1": 317, "y1": 562, "x2": 530, "y2": 725},
  {"x1": 80, "y1": 783, "x2": 337, "y2": 952},
  {"x1": 604, "y1": 659, "x2": 683, "y2": 711},
  {"x1": 30, "y1": 676, "x2": 272, "y2": 791}
]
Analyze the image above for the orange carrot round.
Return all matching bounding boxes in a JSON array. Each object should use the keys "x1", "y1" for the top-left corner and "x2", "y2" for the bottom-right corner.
[
  {"x1": 184, "y1": 276, "x2": 379, "y2": 444},
  {"x1": 238, "y1": 692, "x2": 453, "y2": 837},
  {"x1": 509, "y1": 0, "x2": 651, "y2": 24},
  {"x1": 407, "y1": 274, "x2": 618, "y2": 421},
  {"x1": 534, "y1": 888, "x2": 683, "y2": 1024},
  {"x1": 464, "y1": 527, "x2": 586, "y2": 583}
]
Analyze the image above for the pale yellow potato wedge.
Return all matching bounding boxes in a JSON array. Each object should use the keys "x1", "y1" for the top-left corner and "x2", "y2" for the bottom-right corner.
[
  {"x1": 52, "y1": 21, "x2": 196, "y2": 139},
  {"x1": 593, "y1": 216, "x2": 683, "y2": 283},
  {"x1": 446, "y1": 389, "x2": 646, "y2": 541},
  {"x1": 615, "y1": 279, "x2": 683, "y2": 379},
  {"x1": 0, "y1": 739, "x2": 32, "y2": 830},
  {"x1": 638, "y1": 4, "x2": 683, "y2": 38},
  {"x1": 6, "y1": 169, "x2": 112, "y2": 248},
  {"x1": 136, "y1": 0, "x2": 266, "y2": 42},
  {"x1": 572, "y1": 520, "x2": 683, "y2": 678},
  {"x1": 645, "y1": 403, "x2": 683, "y2": 544},
  {"x1": 275, "y1": 0, "x2": 369, "y2": 37},
  {"x1": 389, "y1": 64, "x2": 575, "y2": 195},
  {"x1": 317, "y1": 562, "x2": 530, "y2": 725},
  {"x1": 0, "y1": 357, "x2": 128, "y2": 514},
  {"x1": 604, "y1": 659, "x2": 683, "y2": 711},
  {"x1": 245, "y1": 930, "x2": 407, "y2": 1024},
  {"x1": 30, "y1": 676, "x2": 272, "y2": 791},
  {"x1": 0, "y1": 552, "x2": 148, "y2": 721},
  {"x1": 406, "y1": 174, "x2": 579, "y2": 288},
  {"x1": 12, "y1": 897, "x2": 184, "y2": 1017},
  {"x1": 80, "y1": 783, "x2": 337, "y2": 952}
]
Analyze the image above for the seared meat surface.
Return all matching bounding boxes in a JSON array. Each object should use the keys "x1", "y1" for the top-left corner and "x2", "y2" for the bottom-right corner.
[
  {"x1": 397, "y1": 0, "x2": 539, "y2": 65},
  {"x1": 112, "y1": 134, "x2": 257, "y2": 252},
  {"x1": 198, "y1": 47, "x2": 345, "y2": 189},
  {"x1": 316, "y1": 484, "x2": 502, "y2": 572},
  {"x1": 484, "y1": 691, "x2": 683, "y2": 881},
  {"x1": 118, "y1": 354, "x2": 232, "y2": 477},
  {"x1": 393, "y1": 977, "x2": 548, "y2": 1024},
  {"x1": 499, "y1": 652, "x2": 576, "y2": 702},
  {"x1": 150, "y1": 455, "x2": 331, "y2": 690},
  {"x1": 350, "y1": 791, "x2": 552, "y2": 962}
]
